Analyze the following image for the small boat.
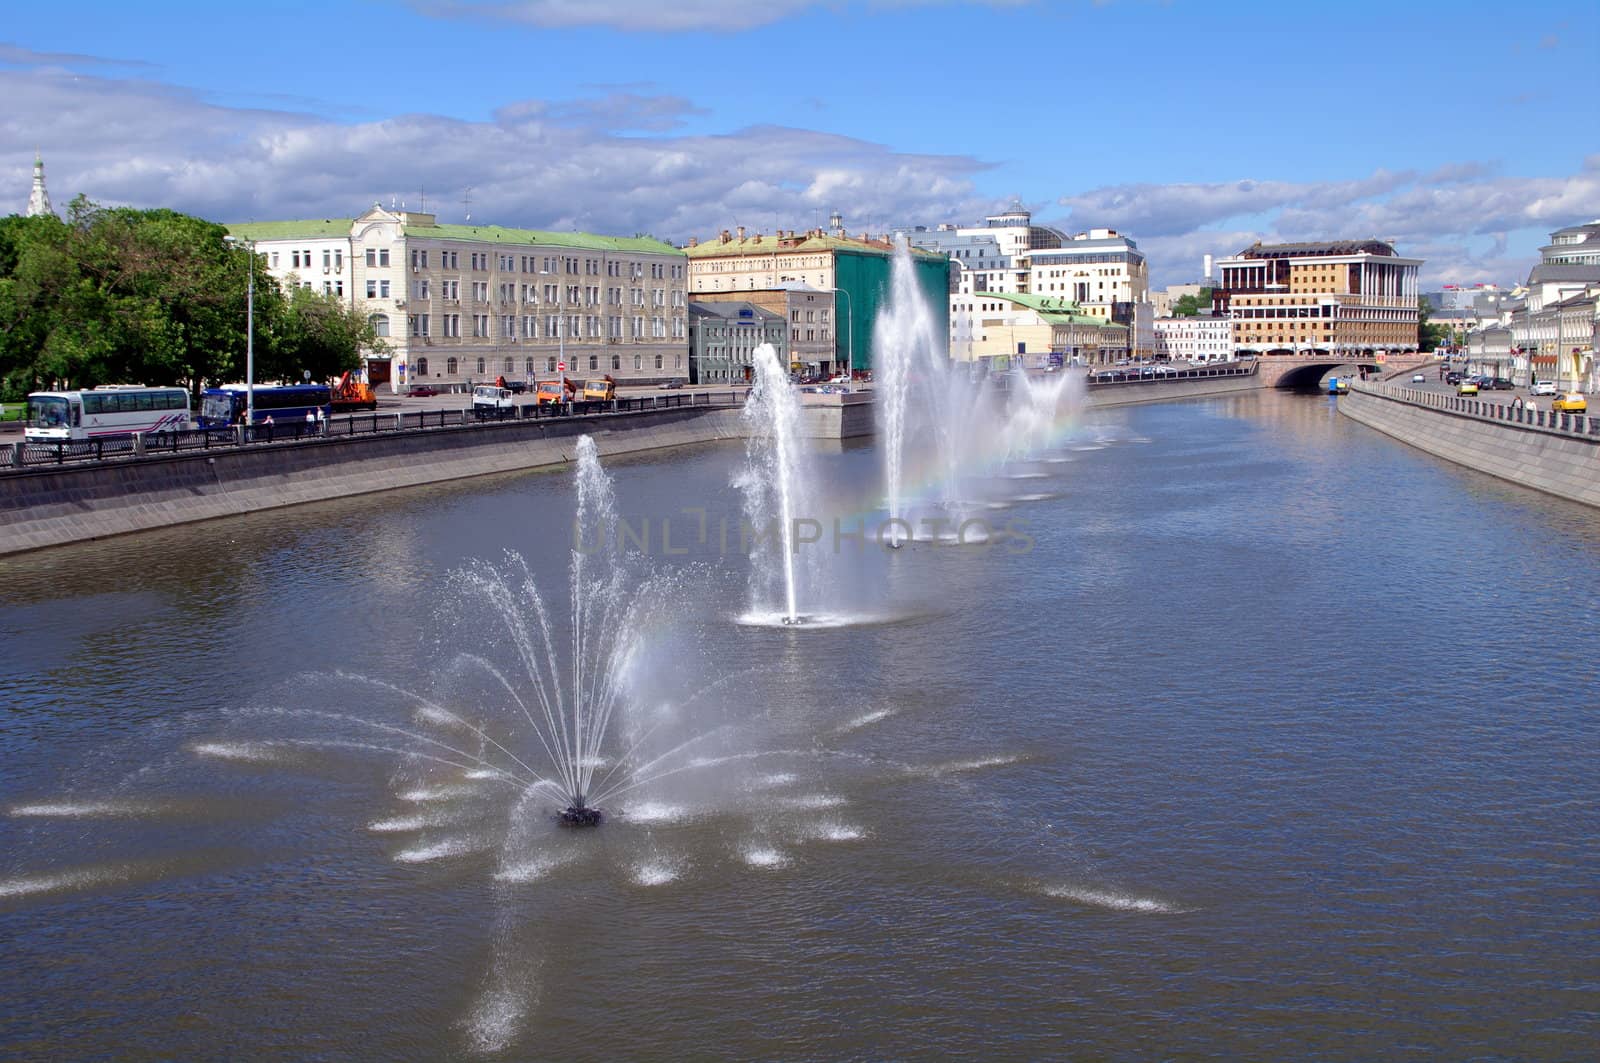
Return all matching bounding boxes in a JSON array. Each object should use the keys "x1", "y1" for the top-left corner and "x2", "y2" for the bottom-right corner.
[{"x1": 1327, "y1": 377, "x2": 1349, "y2": 395}]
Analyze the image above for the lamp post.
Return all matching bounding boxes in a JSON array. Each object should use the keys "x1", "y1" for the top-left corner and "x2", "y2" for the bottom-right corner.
[
  {"x1": 821, "y1": 285, "x2": 853, "y2": 386},
  {"x1": 223, "y1": 235, "x2": 256, "y2": 429}
]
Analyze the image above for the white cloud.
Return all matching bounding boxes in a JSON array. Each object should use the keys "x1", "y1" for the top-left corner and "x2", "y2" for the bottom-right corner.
[
  {"x1": 411, "y1": 0, "x2": 1032, "y2": 33},
  {"x1": 1056, "y1": 163, "x2": 1600, "y2": 287},
  {"x1": 0, "y1": 66, "x2": 991, "y2": 246}
]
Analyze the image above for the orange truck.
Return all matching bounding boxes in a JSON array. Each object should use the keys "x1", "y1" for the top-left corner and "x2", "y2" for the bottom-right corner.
[
  {"x1": 582, "y1": 374, "x2": 616, "y2": 401},
  {"x1": 330, "y1": 371, "x2": 378, "y2": 411},
  {"x1": 536, "y1": 378, "x2": 578, "y2": 405}
]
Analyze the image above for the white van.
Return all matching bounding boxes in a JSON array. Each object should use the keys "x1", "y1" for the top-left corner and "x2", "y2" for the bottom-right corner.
[{"x1": 472, "y1": 385, "x2": 515, "y2": 415}]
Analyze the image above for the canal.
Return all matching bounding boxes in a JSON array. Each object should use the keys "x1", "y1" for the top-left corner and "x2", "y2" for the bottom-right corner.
[{"x1": 2, "y1": 390, "x2": 1595, "y2": 1058}]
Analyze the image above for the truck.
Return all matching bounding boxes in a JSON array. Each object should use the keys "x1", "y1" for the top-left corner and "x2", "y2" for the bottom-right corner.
[
  {"x1": 536, "y1": 378, "x2": 578, "y2": 405},
  {"x1": 582, "y1": 374, "x2": 616, "y2": 401},
  {"x1": 472, "y1": 385, "x2": 515, "y2": 417},
  {"x1": 330, "y1": 371, "x2": 378, "y2": 412}
]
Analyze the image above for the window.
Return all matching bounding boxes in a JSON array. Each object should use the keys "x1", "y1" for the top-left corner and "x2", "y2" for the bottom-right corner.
[
  {"x1": 525, "y1": 358, "x2": 535, "y2": 376},
  {"x1": 612, "y1": 354, "x2": 621, "y2": 370},
  {"x1": 416, "y1": 357, "x2": 429, "y2": 376},
  {"x1": 477, "y1": 357, "x2": 486, "y2": 374},
  {"x1": 546, "y1": 357, "x2": 556, "y2": 372},
  {"x1": 270, "y1": 252, "x2": 279, "y2": 268},
  {"x1": 369, "y1": 313, "x2": 390, "y2": 337},
  {"x1": 588, "y1": 355, "x2": 598, "y2": 371},
  {"x1": 379, "y1": 249, "x2": 389, "y2": 267},
  {"x1": 655, "y1": 354, "x2": 663, "y2": 370},
  {"x1": 634, "y1": 354, "x2": 642, "y2": 370},
  {"x1": 379, "y1": 280, "x2": 390, "y2": 298},
  {"x1": 447, "y1": 357, "x2": 458, "y2": 375}
]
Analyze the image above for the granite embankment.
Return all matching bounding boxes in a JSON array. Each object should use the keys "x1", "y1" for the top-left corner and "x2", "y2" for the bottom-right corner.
[
  {"x1": 1341, "y1": 381, "x2": 1600, "y2": 507},
  {"x1": 1085, "y1": 370, "x2": 1262, "y2": 408},
  {"x1": 0, "y1": 405, "x2": 744, "y2": 556}
]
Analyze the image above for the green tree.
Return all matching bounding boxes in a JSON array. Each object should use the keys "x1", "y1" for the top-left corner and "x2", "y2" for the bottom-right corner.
[
  {"x1": 1418, "y1": 296, "x2": 1448, "y2": 352},
  {"x1": 261, "y1": 285, "x2": 385, "y2": 384},
  {"x1": 1171, "y1": 287, "x2": 1213, "y2": 317}
]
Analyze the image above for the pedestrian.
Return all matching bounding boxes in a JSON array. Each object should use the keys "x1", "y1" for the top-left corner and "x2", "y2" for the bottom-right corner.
[{"x1": 305, "y1": 408, "x2": 315, "y2": 434}]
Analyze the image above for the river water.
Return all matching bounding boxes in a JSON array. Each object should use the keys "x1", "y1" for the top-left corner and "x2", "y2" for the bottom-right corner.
[{"x1": 2, "y1": 391, "x2": 1596, "y2": 1059}]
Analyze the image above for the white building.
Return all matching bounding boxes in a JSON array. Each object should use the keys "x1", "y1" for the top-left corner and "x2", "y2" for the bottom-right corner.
[
  {"x1": 228, "y1": 205, "x2": 690, "y2": 391},
  {"x1": 1153, "y1": 316, "x2": 1232, "y2": 363},
  {"x1": 905, "y1": 204, "x2": 1157, "y2": 358}
]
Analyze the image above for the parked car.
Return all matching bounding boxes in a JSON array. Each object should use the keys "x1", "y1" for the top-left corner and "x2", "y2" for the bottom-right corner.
[
  {"x1": 504, "y1": 380, "x2": 528, "y2": 395},
  {"x1": 406, "y1": 384, "x2": 439, "y2": 397},
  {"x1": 1411, "y1": 373, "x2": 1427, "y2": 383},
  {"x1": 1457, "y1": 380, "x2": 1479, "y2": 395},
  {"x1": 1531, "y1": 380, "x2": 1558, "y2": 396},
  {"x1": 658, "y1": 380, "x2": 684, "y2": 389},
  {"x1": 1552, "y1": 392, "x2": 1588, "y2": 412}
]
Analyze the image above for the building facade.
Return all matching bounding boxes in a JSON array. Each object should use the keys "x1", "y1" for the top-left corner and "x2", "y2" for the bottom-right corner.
[
  {"x1": 1152, "y1": 316, "x2": 1232, "y2": 363},
  {"x1": 686, "y1": 302, "x2": 787, "y2": 384},
  {"x1": 227, "y1": 206, "x2": 690, "y2": 391},
  {"x1": 959, "y1": 292, "x2": 1128, "y2": 367},
  {"x1": 684, "y1": 223, "x2": 950, "y2": 375},
  {"x1": 691, "y1": 286, "x2": 836, "y2": 375},
  {"x1": 1213, "y1": 240, "x2": 1422, "y2": 357}
]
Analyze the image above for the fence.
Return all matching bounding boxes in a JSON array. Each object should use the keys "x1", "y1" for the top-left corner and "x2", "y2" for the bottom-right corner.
[
  {"x1": 7, "y1": 390, "x2": 744, "y2": 469},
  {"x1": 1373, "y1": 383, "x2": 1600, "y2": 438},
  {"x1": 1085, "y1": 361, "x2": 1259, "y2": 386}
]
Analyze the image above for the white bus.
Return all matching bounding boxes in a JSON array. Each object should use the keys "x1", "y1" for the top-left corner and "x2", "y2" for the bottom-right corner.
[{"x1": 24, "y1": 385, "x2": 192, "y2": 443}]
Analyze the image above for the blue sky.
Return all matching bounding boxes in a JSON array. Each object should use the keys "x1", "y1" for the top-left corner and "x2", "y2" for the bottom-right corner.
[{"x1": 3, "y1": 0, "x2": 1597, "y2": 286}]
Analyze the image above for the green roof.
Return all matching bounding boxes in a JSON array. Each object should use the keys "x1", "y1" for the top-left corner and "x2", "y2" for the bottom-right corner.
[
  {"x1": 976, "y1": 291, "x2": 1127, "y2": 329},
  {"x1": 418, "y1": 222, "x2": 681, "y2": 255},
  {"x1": 225, "y1": 218, "x2": 681, "y2": 255},
  {"x1": 684, "y1": 232, "x2": 946, "y2": 260},
  {"x1": 226, "y1": 219, "x2": 353, "y2": 240}
]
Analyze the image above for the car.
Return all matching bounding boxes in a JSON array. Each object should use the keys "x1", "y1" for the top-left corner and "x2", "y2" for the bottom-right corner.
[
  {"x1": 406, "y1": 384, "x2": 439, "y2": 397},
  {"x1": 1411, "y1": 373, "x2": 1427, "y2": 383},
  {"x1": 1552, "y1": 392, "x2": 1588, "y2": 412},
  {"x1": 657, "y1": 380, "x2": 684, "y2": 389},
  {"x1": 1456, "y1": 380, "x2": 1479, "y2": 395},
  {"x1": 504, "y1": 380, "x2": 528, "y2": 395},
  {"x1": 1531, "y1": 380, "x2": 1558, "y2": 396},
  {"x1": 1445, "y1": 372, "x2": 1464, "y2": 385},
  {"x1": 1486, "y1": 377, "x2": 1515, "y2": 390}
]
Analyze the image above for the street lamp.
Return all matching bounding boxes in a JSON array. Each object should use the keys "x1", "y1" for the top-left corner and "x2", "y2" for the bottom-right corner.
[
  {"x1": 223, "y1": 235, "x2": 256, "y2": 429},
  {"x1": 821, "y1": 286, "x2": 852, "y2": 386}
]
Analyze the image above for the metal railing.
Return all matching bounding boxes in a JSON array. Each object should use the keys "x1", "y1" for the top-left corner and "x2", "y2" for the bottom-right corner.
[
  {"x1": 6, "y1": 390, "x2": 745, "y2": 470},
  {"x1": 1086, "y1": 361, "x2": 1259, "y2": 386},
  {"x1": 1356, "y1": 382, "x2": 1600, "y2": 439}
]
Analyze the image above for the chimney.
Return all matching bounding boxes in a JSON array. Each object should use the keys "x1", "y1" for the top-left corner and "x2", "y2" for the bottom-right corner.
[
  {"x1": 688, "y1": 236, "x2": 698, "y2": 247},
  {"x1": 720, "y1": 230, "x2": 731, "y2": 244},
  {"x1": 736, "y1": 226, "x2": 746, "y2": 240}
]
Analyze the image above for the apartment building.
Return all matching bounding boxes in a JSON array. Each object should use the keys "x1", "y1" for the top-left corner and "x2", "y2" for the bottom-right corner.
[
  {"x1": 228, "y1": 205, "x2": 690, "y2": 390},
  {"x1": 684, "y1": 223, "x2": 950, "y2": 374},
  {"x1": 1152, "y1": 316, "x2": 1232, "y2": 363},
  {"x1": 1212, "y1": 240, "x2": 1422, "y2": 357},
  {"x1": 906, "y1": 206, "x2": 1156, "y2": 358},
  {"x1": 959, "y1": 293, "x2": 1129, "y2": 367}
]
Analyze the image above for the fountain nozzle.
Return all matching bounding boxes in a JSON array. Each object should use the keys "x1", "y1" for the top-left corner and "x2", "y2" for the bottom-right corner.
[{"x1": 559, "y1": 804, "x2": 604, "y2": 828}]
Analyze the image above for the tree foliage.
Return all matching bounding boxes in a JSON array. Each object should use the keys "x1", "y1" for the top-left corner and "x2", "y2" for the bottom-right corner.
[
  {"x1": 1171, "y1": 288, "x2": 1214, "y2": 317},
  {"x1": 1418, "y1": 296, "x2": 1449, "y2": 352},
  {"x1": 0, "y1": 197, "x2": 383, "y2": 400}
]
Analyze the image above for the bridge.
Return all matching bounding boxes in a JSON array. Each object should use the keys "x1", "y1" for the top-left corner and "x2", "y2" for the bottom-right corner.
[{"x1": 1253, "y1": 349, "x2": 1434, "y2": 389}]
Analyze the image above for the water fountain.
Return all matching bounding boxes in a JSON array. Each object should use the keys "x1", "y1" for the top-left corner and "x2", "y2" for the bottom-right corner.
[{"x1": 739, "y1": 342, "x2": 814, "y2": 625}]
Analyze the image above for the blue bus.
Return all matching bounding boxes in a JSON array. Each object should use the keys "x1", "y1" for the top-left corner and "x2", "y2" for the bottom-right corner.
[{"x1": 198, "y1": 384, "x2": 332, "y2": 429}]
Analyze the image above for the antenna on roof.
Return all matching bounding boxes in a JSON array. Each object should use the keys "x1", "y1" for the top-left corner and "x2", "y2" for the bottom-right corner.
[{"x1": 419, "y1": 186, "x2": 427, "y2": 212}]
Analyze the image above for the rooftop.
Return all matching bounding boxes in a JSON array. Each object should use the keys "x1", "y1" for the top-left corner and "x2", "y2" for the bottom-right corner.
[
  {"x1": 976, "y1": 291, "x2": 1127, "y2": 329},
  {"x1": 226, "y1": 217, "x2": 681, "y2": 255},
  {"x1": 684, "y1": 228, "x2": 944, "y2": 260},
  {"x1": 1234, "y1": 239, "x2": 1398, "y2": 259}
]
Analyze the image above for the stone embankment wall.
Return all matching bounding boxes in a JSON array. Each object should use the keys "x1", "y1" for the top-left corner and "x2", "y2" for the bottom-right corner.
[
  {"x1": 798, "y1": 390, "x2": 874, "y2": 439},
  {"x1": 1085, "y1": 371, "x2": 1262, "y2": 408},
  {"x1": 0, "y1": 406, "x2": 743, "y2": 556},
  {"x1": 1340, "y1": 382, "x2": 1600, "y2": 507}
]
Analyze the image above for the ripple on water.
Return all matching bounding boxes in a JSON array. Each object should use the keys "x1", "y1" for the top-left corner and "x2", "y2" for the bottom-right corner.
[
  {"x1": 631, "y1": 862, "x2": 680, "y2": 887},
  {"x1": 740, "y1": 845, "x2": 790, "y2": 869},
  {"x1": 1040, "y1": 883, "x2": 1192, "y2": 914}
]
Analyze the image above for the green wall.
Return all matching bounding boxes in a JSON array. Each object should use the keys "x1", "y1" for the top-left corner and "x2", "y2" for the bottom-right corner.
[{"x1": 834, "y1": 251, "x2": 951, "y2": 372}]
